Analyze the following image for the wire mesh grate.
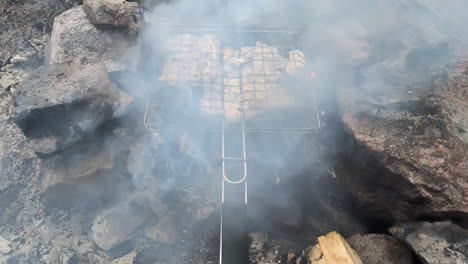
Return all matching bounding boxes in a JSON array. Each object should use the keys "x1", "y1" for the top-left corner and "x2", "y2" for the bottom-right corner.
[
  {"x1": 142, "y1": 24, "x2": 323, "y2": 264},
  {"x1": 144, "y1": 24, "x2": 321, "y2": 133}
]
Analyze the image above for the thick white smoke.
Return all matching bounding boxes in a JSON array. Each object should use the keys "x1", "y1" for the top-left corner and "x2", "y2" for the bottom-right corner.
[{"x1": 118, "y1": 0, "x2": 468, "y2": 251}]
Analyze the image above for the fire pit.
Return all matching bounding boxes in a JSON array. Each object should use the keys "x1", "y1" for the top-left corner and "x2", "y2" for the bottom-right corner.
[{"x1": 143, "y1": 24, "x2": 323, "y2": 264}]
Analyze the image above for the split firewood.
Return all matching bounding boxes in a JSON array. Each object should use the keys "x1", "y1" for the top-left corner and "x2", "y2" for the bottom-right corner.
[{"x1": 308, "y1": 232, "x2": 363, "y2": 264}]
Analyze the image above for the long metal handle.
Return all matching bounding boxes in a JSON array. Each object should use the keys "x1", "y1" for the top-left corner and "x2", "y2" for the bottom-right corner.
[
  {"x1": 221, "y1": 113, "x2": 248, "y2": 204},
  {"x1": 220, "y1": 112, "x2": 249, "y2": 264}
]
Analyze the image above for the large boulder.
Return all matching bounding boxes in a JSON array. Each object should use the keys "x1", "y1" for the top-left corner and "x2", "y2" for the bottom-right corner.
[
  {"x1": 40, "y1": 141, "x2": 114, "y2": 190},
  {"x1": 47, "y1": 6, "x2": 137, "y2": 71},
  {"x1": 9, "y1": 62, "x2": 132, "y2": 154},
  {"x1": 389, "y1": 221, "x2": 468, "y2": 264},
  {"x1": 347, "y1": 234, "x2": 415, "y2": 264},
  {"x1": 337, "y1": 56, "x2": 468, "y2": 223},
  {"x1": 83, "y1": 0, "x2": 132, "y2": 27}
]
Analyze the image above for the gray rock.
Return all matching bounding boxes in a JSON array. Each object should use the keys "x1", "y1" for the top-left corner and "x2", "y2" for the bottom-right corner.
[
  {"x1": 126, "y1": 134, "x2": 158, "y2": 187},
  {"x1": 9, "y1": 62, "x2": 132, "y2": 153},
  {"x1": 126, "y1": 2, "x2": 142, "y2": 39},
  {"x1": 138, "y1": 0, "x2": 166, "y2": 10},
  {"x1": 190, "y1": 202, "x2": 217, "y2": 221},
  {"x1": 113, "y1": 251, "x2": 137, "y2": 264},
  {"x1": 338, "y1": 56, "x2": 468, "y2": 222},
  {"x1": 389, "y1": 221, "x2": 468, "y2": 264},
  {"x1": 47, "y1": 6, "x2": 136, "y2": 69},
  {"x1": 87, "y1": 253, "x2": 113, "y2": 264},
  {"x1": 83, "y1": 0, "x2": 130, "y2": 27},
  {"x1": 41, "y1": 143, "x2": 114, "y2": 190},
  {"x1": 145, "y1": 211, "x2": 184, "y2": 244},
  {"x1": 92, "y1": 202, "x2": 147, "y2": 251},
  {"x1": 133, "y1": 192, "x2": 168, "y2": 218},
  {"x1": 0, "y1": 235, "x2": 11, "y2": 255},
  {"x1": 30, "y1": 137, "x2": 59, "y2": 156},
  {"x1": 347, "y1": 234, "x2": 415, "y2": 264},
  {"x1": 0, "y1": 1, "x2": 76, "y2": 119}
]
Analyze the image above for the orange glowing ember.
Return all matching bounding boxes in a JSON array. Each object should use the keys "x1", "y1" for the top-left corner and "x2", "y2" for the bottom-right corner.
[{"x1": 310, "y1": 72, "x2": 316, "y2": 77}]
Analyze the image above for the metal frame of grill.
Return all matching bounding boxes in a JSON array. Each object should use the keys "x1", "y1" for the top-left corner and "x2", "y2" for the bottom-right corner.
[
  {"x1": 143, "y1": 24, "x2": 322, "y2": 264},
  {"x1": 144, "y1": 24, "x2": 322, "y2": 132}
]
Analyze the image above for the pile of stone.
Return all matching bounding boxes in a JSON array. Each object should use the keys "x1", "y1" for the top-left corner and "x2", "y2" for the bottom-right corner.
[
  {"x1": 0, "y1": 1, "x2": 145, "y2": 263},
  {"x1": 47, "y1": 3, "x2": 139, "y2": 71},
  {"x1": 7, "y1": 0, "x2": 143, "y2": 156},
  {"x1": 10, "y1": 62, "x2": 132, "y2": 155}
]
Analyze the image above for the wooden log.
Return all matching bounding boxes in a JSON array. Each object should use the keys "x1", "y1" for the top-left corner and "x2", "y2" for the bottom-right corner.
[{"x1": 308, "y1": 232, "x2": 363, "y2": 264}]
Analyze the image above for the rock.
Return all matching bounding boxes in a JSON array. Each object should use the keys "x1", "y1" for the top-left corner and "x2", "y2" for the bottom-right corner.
[
  {"x1": 133, "y1": 192, "x2": 168, "y2": 218},
  {"x1": 0, "y1": 1, "x2": 75, "y2": 119},
  {"x1": 30, "y1": 137, "x2": 59, "y2": 156},
  {"x1": 389, "y1": 221, "x2": 468, "y2": 264},
  {"x1": 92, "y1": 202, "x2": 147, "y2": 251},
  {"x1": 39, "y1": 130, "x2": 142, "y2": 211},
  {"x1": 347, "y1": 234, "x2": 415, "y2": 264},
  {"x1": 87, "y1": 253, "x2": 113, "y2": 264},
  {"x1": 83, "y1": 0, "x2": 130, "y2": 27},
  {"x1": 308, "y1": 232, "x2": 363, "y2": 264},
  {"x1": 0, "y1": 236, "x2": 11, "y2": 255},
  {"x1": 0, "y1": 37, "x2": 47, "y2": 113},
  {"x1": 145, "y1": 211, "x2": 184, "y2": 244},
  {"x1": 190, "y1": 202, "x2": 217, "y2": 221},
  {"x1": 126, "y1": 2, "x2": 141, "y2": 40},
  {"x1": 113, "y1": 251, "x2": 137, "y2": 264},
  {"x1": 47, "y1": 6, "x2": 136, "y2": 70},
  {"x1": 41, "y1": 143, "x2": 114, "y2": 190},
  {"x1": 338, "y1": 56, "x2": 468, "y2": 223},
  {"x1": 10, "y1": 62, "x2": 132, "y2": 153},
  {"x1": 126, "y1": 134, "x2": 158, "y2": 187},
  {"x1": 138, "y1": 0, "x2": 165, "y2": 10}
]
